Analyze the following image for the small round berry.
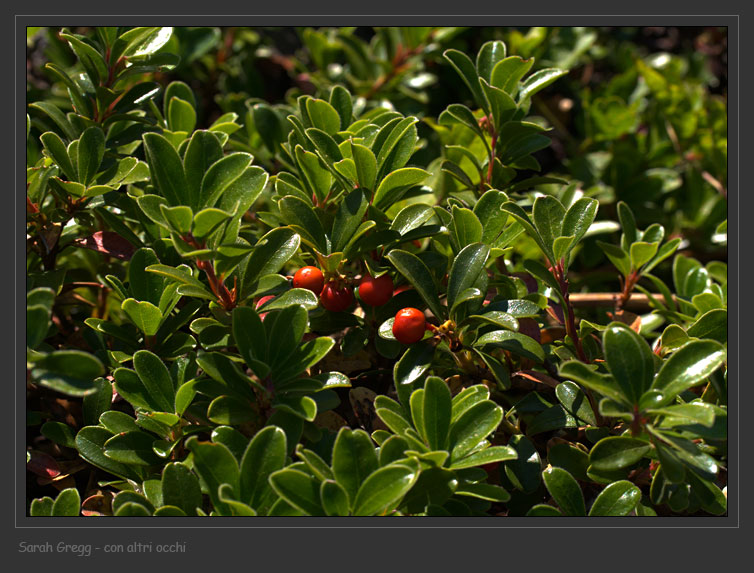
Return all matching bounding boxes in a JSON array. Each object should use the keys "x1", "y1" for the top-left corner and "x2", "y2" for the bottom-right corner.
[
  {"x1": 320, "y1": 281, "x2": 354, "y2": 312},
  {"x1": 358, "y1": 274, "x2": 394, "y2": 307},
  {"x1": 293, "y1": 266, "x2": 325, "y2": 295},
  {"x1": 392, "y1": 307, "x2": 427, "y2": 344}
]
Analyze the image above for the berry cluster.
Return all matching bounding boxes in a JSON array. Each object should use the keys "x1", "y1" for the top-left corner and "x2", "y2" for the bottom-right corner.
[{"x1": 285, "y1": 266, "x2": 427, "y2": 344}]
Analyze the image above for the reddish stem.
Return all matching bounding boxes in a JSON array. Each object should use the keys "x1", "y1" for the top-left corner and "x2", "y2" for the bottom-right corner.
[
  {"x1": 552, "y1": 261, "x2": 588, "y2": 363},
  {"x1": 486, "y1": 131, "x2": 498, "y2": 187}
]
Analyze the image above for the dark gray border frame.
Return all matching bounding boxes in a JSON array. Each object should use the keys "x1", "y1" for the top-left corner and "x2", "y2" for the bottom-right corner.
[{"x1": 7, "y1": 1, "x2": 745, "y2": 567}]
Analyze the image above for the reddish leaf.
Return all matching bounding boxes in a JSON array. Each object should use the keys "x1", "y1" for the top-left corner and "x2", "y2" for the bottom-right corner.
[
  {"x1": 513, "y1": 370, "x2": 559, "y2": 389},
  {"x1": 518, "y1": 318, "x2": 542, "y2": 343},
  {"x1": 73, "y1": 231, "x2": 136, "y2": 260},
  {"x1": 26, "y1": 450, "x2": 61, "y2": 479}
]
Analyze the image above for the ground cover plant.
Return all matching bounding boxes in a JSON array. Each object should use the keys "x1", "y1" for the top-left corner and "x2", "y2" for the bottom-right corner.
[{"x1": 25, "y1": 26, "x2": 728, "y2": 517}]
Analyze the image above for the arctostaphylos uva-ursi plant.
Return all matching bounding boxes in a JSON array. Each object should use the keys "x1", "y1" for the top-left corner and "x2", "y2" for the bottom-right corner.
[{"x1": 26, "y1": 26, "x2": 727, "y2": 517}]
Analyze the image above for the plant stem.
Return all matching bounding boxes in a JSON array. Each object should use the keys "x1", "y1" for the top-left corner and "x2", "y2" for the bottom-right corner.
[
  {"x1": 552, "y1": 261, "x2": 588, "y2": 363},
  {"x1": 486, "y1": 131, "x2": 498, "y2": 187}
]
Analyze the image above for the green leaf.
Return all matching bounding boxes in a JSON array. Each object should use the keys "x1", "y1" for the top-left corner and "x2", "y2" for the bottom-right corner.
[
  {"x1": 30, "y1": 497, "x2": 53, "y2": 517},
  {"x1": 386, "y1": 249, "x2": 445, "y2": 320},
  {"x1": 186, "y1": 437, "x2": 240, "y2": 516},
  {"x1": 475, "y1": 330, "x2": 545, "y2": 362},
  {"x1": 243, "y1": 227, "x2": 301, "y2": 290},
  {"x1": 32, "y1": 350, "x2": 104, "y2": 397},
  {"x1": 132, "y1": 350, "x2": 175, "y2": 412},
  {"x1": 518, "y1": 68, "x2": 568, "y2": 102},
  {"x1": 231, "y1": 306, "x2": 269, "y2": 378},
  {"x1": 260, "y1": 289, "x2": 319, "y2": 314},
  {"x1": 532, "y1": 195, "x2": 565, "y2": 258},
  {"x1": 598, "y1": 241, "x2": 631, "y2": 278},
  {"x1": 444, "y1": 49, "x2": 489, "y2": 114},
  {"x1": 76, "y1": 126, "x2": 105, "y2": 186},
  {"x1": 373, "y1": 167, "x2": 429, "y2": 211},
  {"x1": 542, "y1": 466, "x2": 585, "y2": 516},
  {"x1": 603, "y1": 322, "x2": 655, "y2": 405},
  {"x1": 450, "y1": 384, "x2": 490, "y2": 422},
  {"x1": 352, "y1": 463, "x2": 418, "y2": 516},
  {"x1": 160, "y1": 205, "x2": 193, "y2": 235},
  {"x1": 51, "y1": 488, "x2": 81, "y2": 517},
  {"x1": 332, "y1": 188, "x2": 369, "y2": 252},
  {"x1": 643, "y1": 238, "x2": 682, "y2": 274},
  {"x1": 199, "y1": 153, "x2": 253, "y2": 210},
  {"x1": 375, "y1": 116, "x2": 418, "y2": 179},
  {"x1": 121, "y1": 298, "x2": 163, "y2": 336},
  {"x1": 329, "y1": 85, "x2": 353, "y2": 130},
  {"x1": 307, "y1": 98, "x2": 341, "y2": 134},
  {"x1": 161, "y1": 462, "x2": 202, "y2": 516},
  {"x1": 421, "y1": 377, "x2": 452, "y2": 451},
  {"x1": 207, "y1": 395, "x2": 257, "y2": 425},
  {"x1": 491, "y1": 56, "x2": 534, "y2": 95},
  {"x1": 331, "y1": 428, "x2": 379, "y2": 508},
  {"x1": 269, "y1": 469, "x2": 325, "y2": 516},
  {"x1": 305, "y1": 127, "x2": 343, "y2": 170},
  {"x1": 440, "y1": 104, "x2": 487, "y2": 143},
  {"x1": 217, "y1": 484, "x2": 257, "y2": 516},
  {"x1": 630, "y1": 242, "x2": 659, "y2": 270},
  {"x1": 501, "y1": 202, "x2": 552, "y2": 263},
  {"x1": 75, "y1": 426, "x2": 141, "y2": 481},
  {"x1": 559, "y1": 360, "x2": 629, "y2": 406},
  {"x1": 479, "y1": 79, "x2": 518, "y2": 132},
  {"x1": 526, "y1": 504, "x2": 562, "y2": 516},
  {"x1": 556, "y1": 381, "x2": 597, "y2": 426},
  {"x1": 561, "y1": 197, "x2": 598, "y2": 253},
  {"x1": 450, "y1": 445, "x2": 517, "y2": 470},
  {"x1": 296, "y1": 146, "x2": 333, "y2": 202},
  {"x1": 449, "y1": 206, "x2": 483, "y2": 252},
  {"x1": 473, "y1": 190, "x2": 510, "y2": 244},
  {"x1": 239, "y1": 425, "x2": 287, "y2": 509},
  {"x1": 167, "y1": 97, "x2": 196, "y2": 133},
  {"x1": 104, "y1": 430, "x2": 162, "y2": 466},
  {"x1": 40, "y1": 421, "x2": 77, "y2": 449},
  {"x1": 651, "y1": 340, "x2": 727, "y2": 404},
  {"x1": 183, "y1": 130, "x2": 224, "y2": 208},
  {"x1": 192, "y1": 207, "x2": 231, "y2": 240},
  {"x1": 40, "y1": 131, "x2": 76, "y2": 180},
  {"x1": 589, "y1": 436, "x2": 651, "y2": 471},
  {"x1": 82, "y1": 378, "x2": 113, "y2": 426},
  {"x1": 653, "y1": 402, "x2": 717, "y2": 428},
  {"x1": 687, "y1": 309, "x2": 727, "y2": 344},
  {"x1": 278, "y1": 196, "x2": 326, "y2": 253},
  {"x1": 588, "y1": 480, "x2": 641, "y2": 516},
  {"x1": 449, "y1": 400, "x2": 503, "y2": 461},
  {"x1": 143, "y1": 132, "x2": 188, "y2": 206},
  {"x1": 273, "y1": 395, "x2": 318, "y2": 421},
  {"x1": 504, "y1": 435, "x2": 542, "y2": 493},
  {"x1": 394, "y1": 341, "x2": 436, "y2": 406},
  {"x1": 350, "y1": 142, "x2": 377, "y2": 191},
  {"x1": 320, "y1": 480, "x2": 350, "y2": 516},
  {"x1": 114, "y1": 502, "x2": 151, "y2": 516},
  {"x1": 447, "y1": 243, "x2": 490, "y2": 310},
  {"x1": 476, "y1": 40, "x2": 507, "y2": 83}
]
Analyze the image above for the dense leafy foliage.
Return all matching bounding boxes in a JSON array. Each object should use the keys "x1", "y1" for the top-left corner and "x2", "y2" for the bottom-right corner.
[{"x1": 26, "y1": 26, "x2": 727, "y2": 517}]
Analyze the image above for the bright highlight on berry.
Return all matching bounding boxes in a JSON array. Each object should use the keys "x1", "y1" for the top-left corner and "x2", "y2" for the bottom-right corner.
[
  {"x1": 392, "y1": 307, "x2": 427, "y2": 344},
  {"x1": 293, "y1": 266, "x2": 324, "y2": 295}
]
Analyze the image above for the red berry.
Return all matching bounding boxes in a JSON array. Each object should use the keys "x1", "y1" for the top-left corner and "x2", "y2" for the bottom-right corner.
[
  {"x1": 392, "y1": 307, "x2": 427, "y2": 344},
  {"x1": 394, "y1": 284, "x2": 413, "y2": 295},
  {"x1": 293, "y1": 266, "x2": 324, "y2": 295},
  {"x1": 358, "y1": 274, "x2": 394, "y2": 307},
  {"x1": 320, "y1": 281, "x2": 354, "y2": 312}
]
